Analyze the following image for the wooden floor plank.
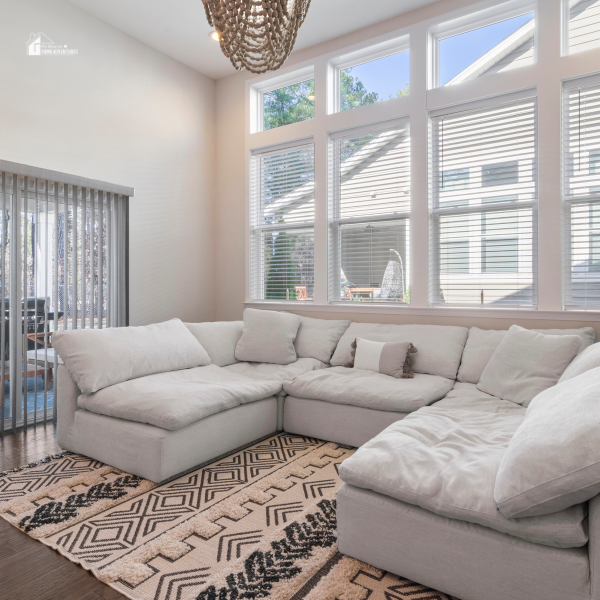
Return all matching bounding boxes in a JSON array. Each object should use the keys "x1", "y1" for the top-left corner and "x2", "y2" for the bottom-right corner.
[{"x1": 0, "y1": 427, "x2": 128, "y2": 600}]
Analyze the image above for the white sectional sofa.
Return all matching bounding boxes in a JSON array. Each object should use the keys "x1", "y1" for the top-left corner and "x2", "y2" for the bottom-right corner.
[{"x1": 53, "y1": 310, "x2": 600, "y2": 600}]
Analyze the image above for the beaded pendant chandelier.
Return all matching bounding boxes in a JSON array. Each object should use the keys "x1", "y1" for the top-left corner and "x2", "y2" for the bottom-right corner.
[{"x1": 202, "y1": 0, "x2": 312, "y2": 74}]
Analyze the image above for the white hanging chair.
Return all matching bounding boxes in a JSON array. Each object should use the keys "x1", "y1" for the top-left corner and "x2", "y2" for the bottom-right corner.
[{"x1": 380, "y1": 249, "x2": 405, "y2": 300}]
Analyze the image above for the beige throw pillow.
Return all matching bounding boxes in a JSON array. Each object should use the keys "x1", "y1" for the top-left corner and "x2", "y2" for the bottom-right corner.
[
  {"x1": 344, "y1": 337, "x2": 417, "y2": 378},
  {"x1": 477, "y1": 325, "x2": 582, "y2": 405},
  {"x1": 234, "y1": 309, "x2": 301, "y2": 365}
]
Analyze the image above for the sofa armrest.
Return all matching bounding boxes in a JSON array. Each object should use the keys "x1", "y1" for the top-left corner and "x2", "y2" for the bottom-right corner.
[{"x1": 56, "y1": 365, "x2": 81, "y2": 451}]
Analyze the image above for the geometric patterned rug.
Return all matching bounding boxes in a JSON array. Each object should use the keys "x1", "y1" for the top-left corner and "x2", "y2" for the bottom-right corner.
[{"x1": 0, "y1": 433, "x2": 458, "y2": 600}]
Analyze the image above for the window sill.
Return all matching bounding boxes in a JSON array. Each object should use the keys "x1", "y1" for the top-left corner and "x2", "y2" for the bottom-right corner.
[{"x1": 244, "y1": 301, "x2": 600, "y2": 321}]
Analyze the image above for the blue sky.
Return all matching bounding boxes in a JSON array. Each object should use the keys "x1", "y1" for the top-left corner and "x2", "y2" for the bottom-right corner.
[
  {"x1": 343, "y1": 51, "x2": 410, "y2": 101},
  {"x1": 342, "y1": 12, "x2": 533, "y2": 99}
]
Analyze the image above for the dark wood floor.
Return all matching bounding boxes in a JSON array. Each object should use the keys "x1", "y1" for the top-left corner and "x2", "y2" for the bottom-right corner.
[{"x1": 0, "y1": 425, "x2": 128, "y2": 600}]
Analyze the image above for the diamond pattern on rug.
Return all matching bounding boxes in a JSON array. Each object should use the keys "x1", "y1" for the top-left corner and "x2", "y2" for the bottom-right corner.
[{"x1": 0, "y1": 433, "x2": 461, "y2": 600}]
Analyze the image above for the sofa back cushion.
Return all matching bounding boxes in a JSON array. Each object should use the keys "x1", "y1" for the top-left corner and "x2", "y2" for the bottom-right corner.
[
  {"x1": 330, "y1": 323, "x2": 468, "y2": 380},
  {"x1": 494, "y1": 366, "x2": 600, "y2": 519},
  {"x1": 294, "y1": 316, "x2": 350, "y2": 363},
  {"x1": 477, "y1": 325, "x2": 581, "y2": 405},
  {"x1": 458, "y1": 326, "x2": 595, "y2": 384},
  {"x1": 52, "y1": 318, "x2": 211, "y2": 394},
  {"x1": 185, "y1": 321, "x2": 243, "y2": 367},
  {"x1": 235, "y1": 309, "x2": 301, "y2": 365},
  {"x1": 558, "y1": 342, "x2": 600, "y2": 383}
]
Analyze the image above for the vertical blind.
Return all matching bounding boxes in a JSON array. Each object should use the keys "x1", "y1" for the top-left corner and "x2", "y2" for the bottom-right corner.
[
  {"x1": 429, "y1": 96, "x2": 537, "y2": 308},
  {"x1": 563, "y1": 80, "x2": 600, "y2": 308},
  {"x1": 249, "y1": 142, "x2": 314, "y2": 302},
  {"x1": 329, "y1": 120, "x2": 411, "y2": 303},
  {"x1": 0, "y1": 166, "x2": 129, "y2": 437}
]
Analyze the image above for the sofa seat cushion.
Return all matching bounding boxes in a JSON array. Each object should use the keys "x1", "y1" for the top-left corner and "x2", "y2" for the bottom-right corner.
[
  {"x1": 283, "y1": 367, "x2": 454, "y2": 413},
  {"x1": 434, "y1": 382, "x2": 526, "y2": 414},
  {"x1": 338, "y1": 406, "x2": 587, "y2": 548},
  {"x1": 77, "y1": 365, "x2": 282, "y2": 431},
  {"x1": 224, "y1": 358, "x2": 328, "y2": 394}
]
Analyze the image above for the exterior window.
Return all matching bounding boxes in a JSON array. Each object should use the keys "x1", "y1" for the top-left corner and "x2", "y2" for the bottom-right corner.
[
  {"x1": 441, "y1": 241, "x2": 470, "y2": 273},
  {"x1": 567, "y1": 0, "x2": 600, "y2": 55},
  {"x1": 262, "y1": 80, "x2": 315, "y2": 131},
  {"x1": 329, "y1": 121, "x2": 410, "y2": 303},
  {"x1": 442, "y1": 168, "x2": 470, "y2": 191},
  {"x1": 340, "y1": 51, "x2": 410, "y2": 112},
  {"x1": 482, "y1": 161, "x2": 519, "y2": 187},
  {"x1": 436, "y1": 11, "x2": 534, "y2": 87},
  {"x1": 249, "y1": 143, "x2": 315, "y2": 301},
  {"x1": 430, "y1": 96, "x2": 537, "y2": 307},
  {"x1": 482, "y1": 238, "x2": 519, "y2": 272},
  {"x1": 563, "y1": 81, "x2": 600, "y2": 308}
]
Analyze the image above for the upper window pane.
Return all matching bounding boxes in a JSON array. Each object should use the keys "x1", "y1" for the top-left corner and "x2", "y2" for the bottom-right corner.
[
  {"x1": 438, "y1": 13, "x2": 534, "y2": 87},
  {"x1": 263, "y1": 79, "x2": 314, "y2": 131},
  {"x1": 340, "y1": 51, "x2": 410, "y2": 112},
  {"x1": 568, "y1": 0, "x2": 600, "y2": 55}
]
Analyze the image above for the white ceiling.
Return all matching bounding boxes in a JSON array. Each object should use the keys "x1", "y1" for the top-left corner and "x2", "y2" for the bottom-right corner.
[{"x1": 67, "y1": 0, "x2": 438, "y2": 79}]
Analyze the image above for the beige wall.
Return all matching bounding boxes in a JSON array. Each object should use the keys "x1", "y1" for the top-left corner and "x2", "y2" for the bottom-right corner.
[
  {"x1": 214, "y1": 0, "x2": 600, "y2": 337},
  {"x1": 1, "y1": 0, "x2": 216, "y2": 326}
]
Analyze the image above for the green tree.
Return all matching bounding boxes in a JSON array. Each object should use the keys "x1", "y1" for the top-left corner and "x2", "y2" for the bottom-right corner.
[
  {"x1": 389, "y1": 83, "x2": 410, "y2": 99},
  {"x1": 265, "y1": 230, "x2": 298, "y2": 300},
  {"x1": 263, "y1": 80, "x2": 315, "y2": 130},
  {"x1": 340, "y1": 68, "x2": 380, "y2": 111}
]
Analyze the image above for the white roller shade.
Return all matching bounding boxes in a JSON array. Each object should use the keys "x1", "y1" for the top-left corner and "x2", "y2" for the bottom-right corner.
[
  {"x1": 328, "y1": 120, "x2": 410, "y2": 303},
  {"x1": 249, "y1": 142, "x2": 314, "y2": 302},
  {"x1": 430, "y1": 96, "x2": 537, "y2": 308},
  {"x1": 563, "y1": 80, "x2": 600, "y2": 309}
]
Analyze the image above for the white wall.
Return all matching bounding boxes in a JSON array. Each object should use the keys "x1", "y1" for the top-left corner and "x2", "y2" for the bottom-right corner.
[
  {"x1": 214, "y1": 0, "x2": 600, "y2": 338},
  {"x1": 0, "y1": 0, "x2": 216, "y2": 325}
]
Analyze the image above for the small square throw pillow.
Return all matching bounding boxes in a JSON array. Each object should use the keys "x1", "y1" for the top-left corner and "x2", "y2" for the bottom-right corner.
[
  {"x1": 477, "y1": 325, "x2": 582, "y2": 405},
  {"x1": 235, "y1": 309, "x2": 301, "y2": 365},
  {"x1": 344, "y1": 337, "x2": 417, "y2": 378}
]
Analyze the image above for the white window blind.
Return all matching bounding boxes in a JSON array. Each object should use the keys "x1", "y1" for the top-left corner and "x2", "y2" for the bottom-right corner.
[
  {"x1": 249, "y1": 142, "x2": 314, "y2": 302},
  {"x1": 563, "y1": 81, "x2": 600, "y2": 309},
  {"x1": 430, "y1": 96, "x2": 537, "y2": 308},
  {"x1": 328, "y1": 120, "x2": 410, "y2": 303}
]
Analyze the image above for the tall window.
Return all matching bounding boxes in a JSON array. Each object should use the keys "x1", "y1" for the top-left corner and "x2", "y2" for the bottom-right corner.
[
  {"x1": 430, "y1": 96, "x2": 537, "y2": 308},
  {"x1": 329, "y1": 120, "x2": 410, "y2": 303},
  {"x1": 249, "y1": 143, "x2": 315, "y2": 302},
  {"x1": 563, "y1": 81, "x2": 600, "y2": 308}
]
